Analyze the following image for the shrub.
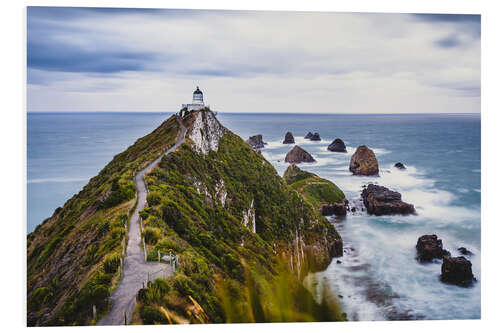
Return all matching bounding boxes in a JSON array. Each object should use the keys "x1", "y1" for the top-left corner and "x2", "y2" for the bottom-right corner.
[
  {"x1": 103, "y1": 254, "x2": 121, "y2": 274},
  {"x1": 141, "y1": 305, "x2": 168, "y2": 324},
  {"x1": 31, "y1": 287, "x2": 51, "y2": 309},
  {"x1": 143, "y1": 227, "x2": 162, "y2": 245}
]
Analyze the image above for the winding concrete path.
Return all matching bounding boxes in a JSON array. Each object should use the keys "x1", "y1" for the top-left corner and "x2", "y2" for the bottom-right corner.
[{"x1": 99, "y1": 116, "x2": 186, "y2": 325}]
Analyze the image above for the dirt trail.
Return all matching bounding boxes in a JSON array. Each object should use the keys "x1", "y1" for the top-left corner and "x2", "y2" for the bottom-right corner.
[{"x1": 99, "y1": 116, "x2": 186, "y2": 325}]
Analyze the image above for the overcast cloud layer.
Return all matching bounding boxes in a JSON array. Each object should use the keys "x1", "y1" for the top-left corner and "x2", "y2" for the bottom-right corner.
[{"x1": 27, "y1": 7, "x2": 480, "y2": 113}]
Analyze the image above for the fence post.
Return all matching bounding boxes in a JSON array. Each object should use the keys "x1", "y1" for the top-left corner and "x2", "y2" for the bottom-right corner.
[
  {"x1": 92, "y1": 304, "x2": 96, "y2": 320},
  {"x1": 124, "y1": 311, "x2": 127, "y2": 325},
  {"x1": 158, "y1": 250, "x2": 160, "y2": 262},
  {"x1": 143, "y1": 239, "x2": 147, "y2": 262}
]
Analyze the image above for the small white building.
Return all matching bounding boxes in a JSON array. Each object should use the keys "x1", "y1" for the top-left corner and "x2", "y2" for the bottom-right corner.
[{"x1": 182, "y1": 86, "x2": 209, "y2": 111}]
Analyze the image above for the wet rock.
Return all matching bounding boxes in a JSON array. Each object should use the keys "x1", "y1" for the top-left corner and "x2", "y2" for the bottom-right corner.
[
  {"x1": 416, "y1": 234, "x2": 450, "y2": 262},
  {"x1": 321, "y1": 200, "x2": 347, "y2": 216},
  {"x1": 336, "y1": 260, "x2": 342, "y2": 264},
  {"x1": 441, "y1": 256, "x2": 475, "y2": 286},
  {"x1": 310, "y1": 132, "x2": 321, "y2": 141},
  {"x1": 283, "y1": 131, "x2": 295, "y2": 144},
  {"x1": 305, "y1": 132, "x2": 313, "y2": 139},
  {"x1": 331, "y1": 239, "x2": 343, "y2": 257},
  {"x1": 361, "y1": 184, "x2": 415, "y2": 216},
  {"x1": 246, "y1": 134, "x2": 266, "y2": 150},
  {"x1": 349, "y1": 145, "x2": 379, "y2": 176},
  {"x1": 321, "y1": 204, "x2": 335, "y2": 216},
  {"x1": 458, "y1": 247, "x2": 473, "y2": 256},
  {"x1": 285, "y1": 145, "x2": 316, "y2": 164},
  {"x1": 327, "y1": 138, "x2": 347, "y2": 152},
  {"x1": 394, "y1": 162, "x2": 406, "y2": 170}
]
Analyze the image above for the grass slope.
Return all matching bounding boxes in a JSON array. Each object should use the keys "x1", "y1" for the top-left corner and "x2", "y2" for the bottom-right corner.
[
  {"x1": 284, "y1": 164, "x2": 345, "y2": 210},
  {"x1": 133, "y1": 110, "x2": 343, "y2": 324},
  {"x1": 27, "y1": 115, "x2": 180, "y2": 326}
]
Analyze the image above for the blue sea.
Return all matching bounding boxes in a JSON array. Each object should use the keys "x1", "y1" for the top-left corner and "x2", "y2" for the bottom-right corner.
[{"x1": 27, "y1": 112, "x2": 481, "y2": 321}]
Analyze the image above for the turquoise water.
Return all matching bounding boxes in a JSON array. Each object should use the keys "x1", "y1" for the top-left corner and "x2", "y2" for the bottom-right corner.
[{"x1": 27, "y1": 112, "x2": 480, "y2": 320}]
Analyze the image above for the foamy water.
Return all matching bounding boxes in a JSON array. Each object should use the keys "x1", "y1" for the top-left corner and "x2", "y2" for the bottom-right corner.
[
  {"x1": 29, "y1": 112, "x2": 481, "y2": 320},
  {"x1": 258, "y1": 130, "x2": 480, "y2": 320}
]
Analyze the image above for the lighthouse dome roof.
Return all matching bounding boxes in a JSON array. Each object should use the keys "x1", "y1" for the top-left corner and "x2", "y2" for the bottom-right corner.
[{"x1": 194, "y1": 86, "x2": 203, "y2": 94}]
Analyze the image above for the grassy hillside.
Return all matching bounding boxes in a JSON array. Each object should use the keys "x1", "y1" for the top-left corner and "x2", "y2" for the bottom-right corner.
[
  {"x1": 132, "y1": 110, "x2": 343, "y2": 324},
  {"x1": 284, "y1": 164, "x2": 345, "y2": 210},
  {"x1": 27, "y1": 115, "x2": 180, "y2": 326}
]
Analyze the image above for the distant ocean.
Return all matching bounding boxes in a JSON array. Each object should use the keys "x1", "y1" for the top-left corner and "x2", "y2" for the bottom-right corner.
[{"x1": 27, "y1": 112, "x2": 480, "y2": 321}]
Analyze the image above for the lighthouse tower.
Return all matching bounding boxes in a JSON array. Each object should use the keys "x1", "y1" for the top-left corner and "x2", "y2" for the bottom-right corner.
[{"x1": 182, "y1": 86, "x2": 208, "y2": 112}]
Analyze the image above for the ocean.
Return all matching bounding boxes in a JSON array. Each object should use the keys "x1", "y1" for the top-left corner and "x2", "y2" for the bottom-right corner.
[{"x1": 27, "y1": 112, "x2": 481, "y2": 321}]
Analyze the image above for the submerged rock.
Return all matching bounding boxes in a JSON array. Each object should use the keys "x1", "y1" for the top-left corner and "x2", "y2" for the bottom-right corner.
[
  {"x1": 416, "y1": 234, "x2": 450, "y2": 262},
  {"x1": 349, "y1": 145, "x2": 379, "y2": 176},
  {"x1": 394, "y1": 162, "x2": 406, "y2": 170},
  {"x1": 246, "y1": 134, "x2": 266, "y2": 150},
  {"x1": 361, "y1": 184, "x2": 415, "y2": 216},
  {"x1": 310, "y1": 132, "x2": 321, "y2": 141},
  {"x1": 283, "y1": 131, "x2": 295, "y2": 144},
  {"x1": 458, "y1": 247, "x2": 473, "y2": 256},
  {"x1": 441, "y1": 256, "x2": 475, "y2": 286},
  {"x1": 305, "y1": 132, "x2": 313, "y2": 139},
  {"x1": 327, "y1": 138, "x2": 347, "y2": 152},
  {"x1": 285, "y1": 145, "x2": 316, "y2": 164}
]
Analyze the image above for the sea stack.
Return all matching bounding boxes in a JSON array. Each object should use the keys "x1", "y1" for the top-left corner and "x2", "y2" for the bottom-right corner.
[
  {"x1": 416, "y1": 234, "x2": 450, "y2": 262},
  {"x1": 285, "y1": 145, "x2": 316, "y2": 164},
  {"x1": 305, "y1": 132, "x2": 313, "y2": 139},
  {"x1": 327, "y1": 138, "x2": 347, "y2": 152},
  {"x1": 310, "y1": 132, "x2": 321, "y2": 141},
  {"x1": 361, "y1": 184, "x2": 415, "y2": 216},
  {"x1": 283, "y1": 132, "x2": 295, "y2": 144},
  {"x1": 349, "y1": 145, "x2": 379, "y2": 176},
  {"x1": 441, "y1": 256, "x2": 475, "y2": 286},
  {"x1": 246, "y1": 134, "x2": 266, "y2": 150}
]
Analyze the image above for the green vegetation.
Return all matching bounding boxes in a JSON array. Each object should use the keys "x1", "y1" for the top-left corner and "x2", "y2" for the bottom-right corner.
[
  {"x1": 133, "y1": 110, "x2": 343, "y2": 324},
  {"x1": 284, "y1": 164, "x2": 345, "y2": 210},
  {"x1": 27, "y1": 115, "x2": 180, "y2": 326},
  {"x1": 28, "y1": 110, "x2": 344, "y2": 326}
]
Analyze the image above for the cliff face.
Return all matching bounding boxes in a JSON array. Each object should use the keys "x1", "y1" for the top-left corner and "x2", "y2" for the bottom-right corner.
[{"x1": 27, "y1": 109, "x2": 343, "y2": 325}]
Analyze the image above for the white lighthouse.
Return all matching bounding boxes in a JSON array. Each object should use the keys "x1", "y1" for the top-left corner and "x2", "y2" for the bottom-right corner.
[{"x1": 182, "y1": 86, "x2": 208, "y2": 112}]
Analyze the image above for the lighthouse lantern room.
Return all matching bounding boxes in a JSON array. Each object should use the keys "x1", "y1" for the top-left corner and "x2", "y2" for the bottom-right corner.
[{"x1": 182, "y1": 86, "x2": 208, "y2": 112}]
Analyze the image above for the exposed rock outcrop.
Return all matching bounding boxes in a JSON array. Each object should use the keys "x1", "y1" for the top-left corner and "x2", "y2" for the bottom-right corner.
[
  {"x1": 441, "y1": 256, "x2": 475, "y2": 286},
  {"x1": 349, "y1": 145, "x2": 379, "y2": 176},
  {"x1": 416, "y1": 234, "x2": 450, "y2": 262},
  {"x1": 361, "y1": 184, "x2": 415, "y2": 216},
  {"x1": 310, "y1": 132, "x2": 321, "y2": 141},
  {"x1": 327, "y1": 138, "x2": 347, "y2": 152},
  {"x1": 285, "y1": 146, "x2": 316, "y2": 164},
  {"x1": 187, "y1": 110, "x2": 226, "y2": 155},
  {"x1": 283, "y1": 131, "x2": 295, "y2": 144},
  {"x1": 394, "y1": 162, "x2": 406, "y2": 170},
  {"x1": 246, "y1": 134, "x2": 267, "y2": 150},
  {"x1": 321, "y1": 201, "x2": 347, "y2": 216}
]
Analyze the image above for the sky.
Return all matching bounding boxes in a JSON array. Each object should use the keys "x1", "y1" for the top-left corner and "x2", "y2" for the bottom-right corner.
[{"x1": 27, "y1": 7, "x2": 481, "y2": 113}]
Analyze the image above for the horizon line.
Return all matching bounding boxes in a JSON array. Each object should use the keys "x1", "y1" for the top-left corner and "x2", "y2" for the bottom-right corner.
[{"x1": 27, "y1": 111, "x2": 481, "y2": 115}]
